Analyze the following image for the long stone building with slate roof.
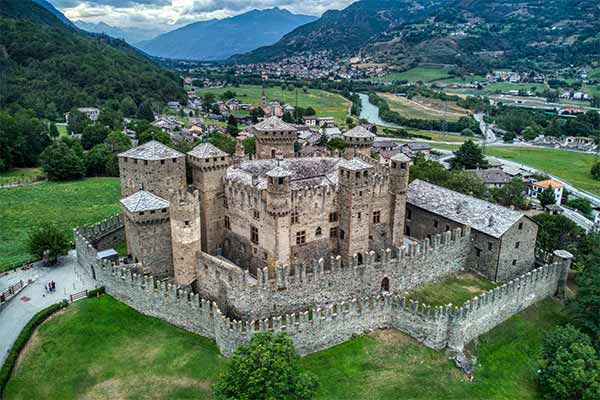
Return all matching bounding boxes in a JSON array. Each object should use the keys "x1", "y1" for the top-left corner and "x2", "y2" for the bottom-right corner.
[{"x1": 113, "y1": 117, "x2": 539, "y2": 322}]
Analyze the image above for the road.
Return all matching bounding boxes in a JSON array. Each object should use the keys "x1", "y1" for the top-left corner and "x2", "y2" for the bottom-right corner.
[
  {"x1": 474, "y1": 113, "x2": 497, "y2": 144},
  {"x1": 560, "y1": 206, "x2": 595, "y2": 232},
  {"x1": 0, "y1": 251, "x2": 96, "y2": 365}
]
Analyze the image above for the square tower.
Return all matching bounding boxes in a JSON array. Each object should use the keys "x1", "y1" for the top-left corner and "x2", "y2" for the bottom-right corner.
[
  {"x1": 253, "y1": 117, "x2": 298, "y2": 159},
  {"x1": 343, "y1": 126, "x2": 375, "y2": 158}
]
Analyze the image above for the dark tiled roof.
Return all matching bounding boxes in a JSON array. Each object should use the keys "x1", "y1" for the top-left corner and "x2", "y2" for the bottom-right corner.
[
  {"x1": 119, "y1": 140, "x2": 184, "y2": 160},
  {"x1": 188, "y1": 143, "x2": 229, "y2": 159},
  {"x1": 468, "y1": 169, "x2": 512, "y2": 184},
  {"x1": 407, "y1": 179, "x2": 525, "y2": 238},
  {"x1": 120, "y1": 191, "x2": 169, "y2": 213}
]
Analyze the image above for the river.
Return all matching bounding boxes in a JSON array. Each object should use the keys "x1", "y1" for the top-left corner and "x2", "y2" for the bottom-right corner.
[{"x1": 357, "y1": 93, "x2": 404, "y2": 129}]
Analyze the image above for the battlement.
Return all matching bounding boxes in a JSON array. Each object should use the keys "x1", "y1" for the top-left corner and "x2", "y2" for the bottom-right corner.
[{"x1": 76, "y1": 215, "x2": 124, "y2": 242}]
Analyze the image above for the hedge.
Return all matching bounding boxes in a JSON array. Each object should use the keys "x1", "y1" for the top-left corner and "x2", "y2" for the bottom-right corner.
[
  {"x1": 0, "y1": 300, "x2": 68, "y2": 396},
  {"x1": 87, "y1": 287, "x2": 105, "y2": 298}
]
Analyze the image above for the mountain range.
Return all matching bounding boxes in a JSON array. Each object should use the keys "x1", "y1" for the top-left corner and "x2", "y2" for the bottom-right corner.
[
  {"x1": 137, "y1": 7, "x2": 317, "y2": 61},
  {"x1": 0, "y1": 0, "x2": 185, "y2": 118},
  {"x1": 231, "y1": 0, "x2": 600, "y2": 71},
  {"x1": 74, "y1": 20, "x2": 162, "y2": 44}
]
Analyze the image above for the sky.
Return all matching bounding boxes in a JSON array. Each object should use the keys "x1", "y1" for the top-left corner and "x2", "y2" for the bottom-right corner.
[{"x1": 48, "y1": 0, "x2": 355, "y2": 32}]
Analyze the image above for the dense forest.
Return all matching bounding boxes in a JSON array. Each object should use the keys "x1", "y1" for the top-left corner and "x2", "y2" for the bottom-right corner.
[{"x1": 0, "y1": 0, "x2": 186, "y2": 120}]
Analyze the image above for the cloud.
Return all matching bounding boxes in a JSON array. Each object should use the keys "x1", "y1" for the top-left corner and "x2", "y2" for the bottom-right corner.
[{"x1": 50, "y1": 0, "x2": 354, "y2": 31}]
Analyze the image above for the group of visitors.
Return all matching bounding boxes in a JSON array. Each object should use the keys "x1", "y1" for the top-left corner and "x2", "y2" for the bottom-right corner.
[{"x1": 45, "y1": 281, "x2": 57, "y2": 293}]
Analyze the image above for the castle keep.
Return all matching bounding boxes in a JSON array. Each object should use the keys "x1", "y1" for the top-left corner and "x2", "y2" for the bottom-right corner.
[{"x1": 75, "y1": 117, "x2": 554, "y2": 356}]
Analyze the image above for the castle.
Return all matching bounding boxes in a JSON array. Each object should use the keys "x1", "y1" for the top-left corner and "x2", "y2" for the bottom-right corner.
[{"x1": 74, "y1": 116, "x2": 568, "y2": 356}]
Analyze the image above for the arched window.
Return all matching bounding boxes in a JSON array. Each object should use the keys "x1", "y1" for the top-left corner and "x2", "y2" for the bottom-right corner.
[{"x1": 315, "y1": 227, "x2": 322, "y2": 237}]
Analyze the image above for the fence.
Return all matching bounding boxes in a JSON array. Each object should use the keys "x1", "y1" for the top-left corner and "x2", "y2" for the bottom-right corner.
[
  {"x1": 69, "y1": 290, "x2": 88, "y2": 303},
  {"x1": 0, "y1": 280, "x2": 24, "y2": 303},
  {"x1": 0, "y1": 175, "x2": 47, "y2": 189}
]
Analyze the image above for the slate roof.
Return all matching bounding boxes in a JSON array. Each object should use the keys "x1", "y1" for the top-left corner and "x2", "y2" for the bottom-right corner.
[
  {"x1": 266, "y1": 166, "x2": 292, "y2": 178},
  {"x1": 119, "y1": 140, "x2": 184, "y2": 160},
  {"x1": 343, "y1": 126, "x2": 376, "y2": 139},
  {"x1": 405, "y1": 142, "x2": 432, "y2": 151},
  {"x1": 407, "y1": 179, "x2": 525, "y2": 238},
  {"x1": 339, "y1": 158, "x2": 373, "y2": 171},
  {"x1": 390, "y1": 153, "x2": 411, "y2": 162},
  {"x1": 373, "y1": 140, "x2": 399, "y2": 149},
  {"x1": 468, "y1": 169, "x2": 512, "y2": 185},
  {"x1": 253, "y1": 116, "x2": 297, "y2": 132},
  {"x1": 120, "y1": 191, "x2": 169, "y2": 213},
  {"x1": 188, "y1": 143, "x2": 229, "y2": 159}
]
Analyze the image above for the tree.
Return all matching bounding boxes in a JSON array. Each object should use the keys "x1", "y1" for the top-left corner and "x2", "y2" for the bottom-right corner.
[
  {"x1": 539, "y1": 326, "x2": 600, "y2": 400},
  {"x1": 202, "y1": 93, "x2": 216, "y2": 112},
  {"x1": 490, "y1": 178, "x2": 527, "y2": 209},
  {"x1": 208, "y1": 132, "x2": 236, "y2": 154},
  {"x1": 592, "y1": 162, "x2": 600, "y2": 181},
  {"x1": 446, "y1": 171, "x2": 488, "y2": 199},
  {"x1": 574, "y1": 246, "x2": 600, "y2": 347},
  {"x1": 566, "y1": 198, "x2": 593, "y2": 218},
  {"x1": 27, "y1": 224, "x2": 70, "y2": 265},
  {"x1": 539, "y1": 186, "x2": 557, "y2": 207},
  {"x1": 213, "y1": 333, "x2": 319, "y2": 400},
  {"x1": 81, "y1": 124, "x2": 110, "y2": 150},
  {"x1": 39, "y1": 142, "x2": 85, "y2": 181},
  {"x1": 105, "y1": 131, "x2": 132, "y2": 153},
  {"x1": 326, "y1": 137, "x2": 346, "y2": 153},
  {"x1": 242, "y1": 137, "x2": 256, "y2": 156},
  {"x1": 85, "y1": 143, "x2": 111, "y2": 176},
  {"x1": 461, "y1": 128, "x2": 475, "y2": 137},
  {"x1": 138, "y1": 128, "x2": 173, "y2": 146},
  {"x1": 522, "y1": 126, "x2": 540, "y2": 141},
  {"x1": 136, "y1": 102, "x2": 155, "y2": 122},
  {"x1": 503, "y1": 131, "x2": 516, "y2": 143},
  {"x1": 67, "y1": 109, "x2": 91, "y2": 135},
  {"x1": 449, "y1": 140, "x2": 488, "y2": 170},
  {"x1": 48, "y1": 122, "x2": 60, "y2": 139},
  {"x1": 532, "y1": 214, "x2": 585, "y2": 256},
  {"x1": 120, "y1": 96, "x2": 137, "y2": 117}
]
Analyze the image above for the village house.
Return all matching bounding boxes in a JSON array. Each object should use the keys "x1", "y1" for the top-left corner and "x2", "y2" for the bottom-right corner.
[
  {"x1": 468, "y1": 169, "x2": 513, "y2": 188},
  {"x1": 528, "y1": 180, "x2": 564, "y2": 205}
]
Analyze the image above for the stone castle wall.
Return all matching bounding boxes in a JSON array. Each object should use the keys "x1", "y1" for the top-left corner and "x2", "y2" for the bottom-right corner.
[{"x1": 74, "y1": 219, "x2": 568, "y2": 357}]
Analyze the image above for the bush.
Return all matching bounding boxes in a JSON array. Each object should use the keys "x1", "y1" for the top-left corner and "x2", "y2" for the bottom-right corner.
[
  {"x1": 26, "y1": 224, "x2": 70, "y2": 265},
  {"x1": 0, "y1": 301, "x2": 68, "y2": 397},
  {"x1": 592, "y1": 162, "x2": 600, "y2": 181},
  {"x1": 214, "y1": 333, "x2": 319, "y2": 400},
  {"x1": 87, "y1": 287, "x2": 106, "y2": 298}
]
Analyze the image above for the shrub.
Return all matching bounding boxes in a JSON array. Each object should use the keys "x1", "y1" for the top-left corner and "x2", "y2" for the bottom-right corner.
[
  {"x1": 592, "y1": 162, "x2": 600, "y2": 181},
  {"x1": 87, "y1": 287, "x2": 106, "y2": 298},
  {"x1": 214, "y1": 333, "x2": 319, "y2": 400},
  {"x1": 0, "y1": 301, "x2": 68, "y2": 397}
]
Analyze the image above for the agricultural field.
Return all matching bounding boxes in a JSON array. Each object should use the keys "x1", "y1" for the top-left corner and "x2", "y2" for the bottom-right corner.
[
  {"x1": 378, "y1": 92, "x2": 469, "y2": 122},
  {"x1": 198, "y1": 85, "x2": 351, "y2": 125},
  {"x1": 4, "y1": 296, "x2": 568, "y2": 399},
  {"x1": 379, "y1": 66, "x2": 451, "y2": 83},
  {"x1": 0, "y1": 178, "x2": 121, "y2": 271},
  {"x1": 0, "y1": 168, "x2": 43, "y2": 185},
  {"x1": 483, "y1": 147, "x2": 600, "y2": 196}
]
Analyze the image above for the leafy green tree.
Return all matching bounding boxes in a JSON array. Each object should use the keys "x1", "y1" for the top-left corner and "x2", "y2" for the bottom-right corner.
[
  {"x1": 522, "y1": 126, "x2": 540, "y2": 141},
  {"x1": 48, "y1": 122, "x2": 60, "y2": 139},
  {"x1": 27, "y1": 224, "x2": 70, "y2": 265},
  {"x1": 220, "y1": 90, "x2": 236, "y2": 101},
  {"x1": 85, "y1": 144, "x2": 111, "y2": 176},
  {"x1": 81, "y1": 124, "x2": 110, "y2": 150},
  {"x1": 532, "y1": 214, "x2": 585, "y2": 256},
  {"x1": 136, "y1": 102, "x2": 155, "y2": 122},
  {"x1": 202, "y1": 93, "x2": 216, "y2": 112},
  {"x1": 120, "y1": 96, "x2": 137, "y2": 117},
  {"x1": 326, "y1": 137, "x2": 346, "y2": 153},
  {"x1": 574, "y1": 247, "x2": 600, "y2": 348},
  {"x1": 449, "y1": 140, "x2": 488, "y2": 170},
  {"x1": 461, "y1": 128, "x2": 475, "y2": 137},
  {"x1": 490, "y1": 178, "x2": 527, "y2": 209},
  {"x1": 242, "y1": 137, "x2": 256, "y2": 156},
  {"x1": 138, "y1": 128, "x2": 173, "y2": 146},
  {"x1": 503, "y1": 131, "x2": 516, "y2": 143},
  {"x1": 67, "y1": 109, "x2": 91, "y2": 135},
  {"x1": 446, "y1": 171, "x2": 488, "y2": 199},
  {"x1": 39, "y1": 142, "x2": 85, "y2": 181},
  {"x1": 539, "y1": 186, "x2": 557, "y2": 207},
  {"x1": 566, "y1": 198, "x2": 593, "y2": 218},
  {"x1": 592, "y1": 162, "x2": 600, "y2": 181},
  {"x1": 410, "y1": 153, "x2": 451, "y2": 186},
  {"x1": 105, "y1": 131, "x2": 132, "y2": 153},
  {"x1": 214, "y1": 333, "x2": 319, "y2": 400},
  {"x1": 539, "y1": 326, "x2": 600, "y2": 400},
  {"x1": 208, "y1": 132, "x2": 236, "y2": 154}
]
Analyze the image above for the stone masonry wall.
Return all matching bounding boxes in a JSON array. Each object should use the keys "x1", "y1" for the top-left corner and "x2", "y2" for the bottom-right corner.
[{"x1": 75, "y1": 219, "x2": 568, "y2": 358}]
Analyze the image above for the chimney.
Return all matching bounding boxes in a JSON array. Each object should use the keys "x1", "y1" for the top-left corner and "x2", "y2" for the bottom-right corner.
[{"x1": 488, "y1": 215, "x2": 495, "y2": 227}]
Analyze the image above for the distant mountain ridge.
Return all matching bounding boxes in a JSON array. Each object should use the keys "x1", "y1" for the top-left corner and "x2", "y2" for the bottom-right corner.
[
  {"x1": 31, "y1": 0, "x2": 75, "y2": 27},
  {"x1": 138, "y1": 7, "x2": 317, "y2": 61},
  {"x1": 75, "y1": 20, "x2": 162, "y2": 44},
  {"x1": 231, "y1": 0, "x2": 600, "y2": 70}
]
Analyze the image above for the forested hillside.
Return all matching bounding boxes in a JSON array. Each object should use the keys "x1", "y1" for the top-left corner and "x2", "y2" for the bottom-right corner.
[{"x1": 0, "y1": 0, "x2": 185, "y2": 120}]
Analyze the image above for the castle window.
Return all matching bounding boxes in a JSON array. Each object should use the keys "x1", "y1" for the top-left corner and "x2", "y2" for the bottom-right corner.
[
  {"x1": 373, "y1": 211, "x2": 381, "y2": 224},
  {"x1": 139, "y1": 212, "x2": 144, "y2": 216},
  {"x1": 518, "y1": 222, "x2": 524, "y2": 230},
  {"x1": 251, "y1": 226, "x2": 259, "y2": 244},
  {"x1": 433, "y1": 220, "x2": 439, "y2": 228},
  {"x1": 446, "y1": 225, "x2": 450, "y2": 232},
  {"x1": 150, "y1": 210, "x2": 155, "y2": 215},
  {"x1": 223, "y1": 198, "x2": 228, "y2": 209},
  {"x1": 133, "y1": 159, "x2": 138, "y2": 164},
  {"x1": 400, "y1": 163, "x2": 407, "y2": 169},
  {"x1": 162, "y1": 209, "x2": 166, "y2": 213},
  {"x1": 160, "y1": 160, "x2": 165, "y2": 165},
  {"x1": 315, "y1": 227, "x2": 322, "y2": 237},
  {"x1": 184, "y1": 220, "x2": 190, "y2": 226},
  {"x1": 291, "y1": 211, "x2": 299, "y2": 224},
  {"x1": 475, "y1": 247, "x2": 481, "y2": 257},
  {"x1": 278, "y1": 177, "x2": 284, "y2": 185},
  {"x1": 329, "y1": 212, "x2": 338, "y2": 222},
  {"x1": 357, "y1": 212, "x2": 362, "y2": 220},
  {"x1": 253, "y1": 210, "x2": 260, "y2": 220},
  {"x1": 515, "y1": 241, "x2": 520, "y2": 249},
  {"x1": 224, "y1": 216, "x2": 230, "y2": 230},
  {"x1": 173, "y1": 158, "x2": 177, "y2": 163},
  {"x1": 512, "y1": 259, "x2": 517, "y2": 266},
  {"x1": 392, "y1": 162, "x2": 397, "y2": 168},
  {"x1": 330, "y1": 227, "x2": 338, "y2": 238},
  {"x1": 340, "y1": 229, "x2": 345, "y2": 240},
  {"x1": 488, "y1": 242, "x2": 493, "y2": 251},
  {"x1": 296, "y1": 231, "x2": 306, "y2": 245}
]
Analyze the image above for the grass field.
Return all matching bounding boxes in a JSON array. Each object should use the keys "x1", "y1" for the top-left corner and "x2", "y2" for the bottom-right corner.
[
  {"x1": 5, "y1": 296, "x2": 568, "y2": 399},
  {"x1": 380, "y1": 66, "x2": 451, "y2": 83},
  {"x1": 0, "y1": 168, "x2": 43, "y2": 185},
  {"x1": 379, "y1": 93, "x2": 468, "y2": 122},
  {"x1": 483, "y1": 147, "x2": 600, "y2": 195},
  {"x1": 0, "y1": 178, "x2": 121, "y2": 271},
  {"x1": 482, "y1": 82, "x2": 548, "y2": 94},
  {"x1": 199, "y1": 85, "x2": 351, "y2": 125},
  {"x1": 406, "y1": 273, "x2": 499, "y2": 307}
]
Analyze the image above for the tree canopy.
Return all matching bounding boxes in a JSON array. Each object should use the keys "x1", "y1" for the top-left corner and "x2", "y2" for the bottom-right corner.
[{"x1": 449, "y1": 141, "x2": 489, "y2": 170}]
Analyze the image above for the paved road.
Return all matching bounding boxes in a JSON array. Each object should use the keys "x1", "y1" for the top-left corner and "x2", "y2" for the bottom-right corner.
[
  {"x1": 560, "y1": 206, "x2": 595, "y2": 232},
  {"x1": 0, "y1": 251, "x2": 96, "y2": 365}
]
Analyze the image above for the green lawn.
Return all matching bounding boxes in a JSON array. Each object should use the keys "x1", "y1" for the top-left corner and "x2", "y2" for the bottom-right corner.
[
  {"x1": 406, "y1": 273, "x2": 499, "y2": 307},
  {"x1": 481, "y1": 82, "x2": 548, "y2": 94},
  {"x1": 0, "y1": 178, "x2": 121, "y2": 271},
  {"x1": 56, "y1": 124, "x2": 68, "y2": 138},
  {"x1": 379, "y1": 66, "x2": 451, "y2": 83},
  {"x1": 5, "y1": 296, "x2": 568, "y2": 399},
  {"x1": 199, "y1": 85, "x2": 351, "y2": 125},
  {"x1": 483, "y1": 147, "x2": 600, "y2": 195},
  {"x1": 0, "y1": 168, "x2": 44, "y2": 185}
]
